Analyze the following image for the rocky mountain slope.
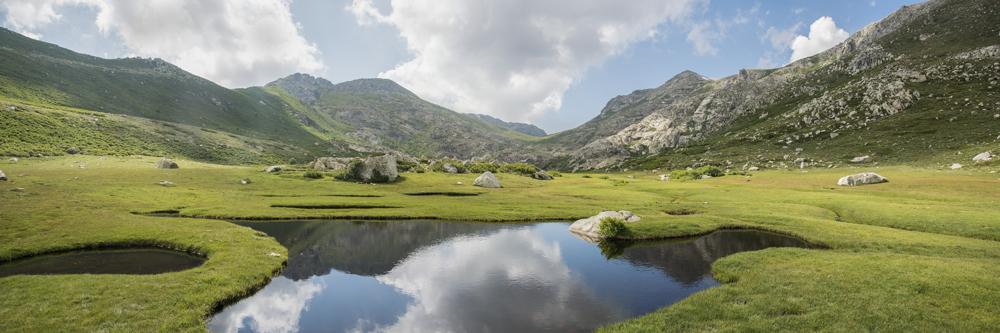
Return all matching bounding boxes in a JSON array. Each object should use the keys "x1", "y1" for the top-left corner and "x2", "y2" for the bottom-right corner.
[
  {"x1": 462, "y1": 113, "x2": 547, "y2": 136},
  {"x1": 556, "y1": 0, "x2": 1000, "y2": 172}
]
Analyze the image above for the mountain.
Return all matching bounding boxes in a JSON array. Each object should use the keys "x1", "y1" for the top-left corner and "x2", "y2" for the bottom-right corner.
[
  {"x1": 266, "y1": 74, "x2": 545, "y2": 160},
  {"x1": 552, "y1": 0, "x2": 1000, "y2": 172},
  {"x1": 0, "y1": 27, "x2": 370, "y2": 162},
  {"x1": 462, "y1": 113, "x2": 547, "y2": 136}
]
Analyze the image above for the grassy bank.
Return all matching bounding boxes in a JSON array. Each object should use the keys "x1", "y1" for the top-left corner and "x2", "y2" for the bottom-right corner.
[{"x1": 1, "y1": 156, "x2": 999, "y2": 331}]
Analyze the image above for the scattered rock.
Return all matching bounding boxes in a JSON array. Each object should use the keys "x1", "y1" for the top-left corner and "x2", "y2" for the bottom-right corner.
[
  {"x1": 266, "y1": 252, "x2": 282, "y2": 257},
  {"x1": 701, "y1": 175, "x2": 712, "y2": 179},
  {"x1": 158, "y1": 181, "x2": 174, "y2": 186},
  {"x1": 5, "y1": 106, "x2": 14, "y2": 111},
  {"x1": 457, "y1": 181, "x2": 463, "y2": 185},
  {"x1": 473, "y1": 171, "x2": 502, "y2": 188},
  {"x1": 263, "y1": 165, "x2": 286, "y2": 172},
  {"x1": 240, "y1": 179, "x2": 249, "y2": 185},
  {"x1": 312, "y1": 157, "x2": 353, "y2": 171},
  {"x1": 973, "y1": 152, "x2": 993, "y2": 163},
  {"x1": 837, "y1": 173, "x2": 888, "y2": 186},
  {"x1": 748, "y1": 167, "x2": 759, "y2": 171},
  {"x1": 0, "y1": 170, "x2": 6, "y2": 181},
  {"x1": 567, "y1": 211, "x2": 641, "y2": 241},
  {"x1": 851, "y1": 155, "x2": 871, "y2": 163},
  {"x1": 950, "y1": 163, "x2": 963, "y2": 170},
  {"x1": 154, "y1": 158, "x2": 179, "y2": 169},
  {"x1": 660, "y1": 174, "x2": 668, "y2": 181},
  {"x1": 532, "y1": 170, "x2": 553, "y2": 180},
  {"x1": 356, "y1": 155, "x2": 398, "y2": 183},
  {"x1": 7, "y1": 158, "x2": 17, "y2": 162},
  {"x1": 801, "y1": 161, "x2": 807, "y2": 169},
  {"x1": 442, "y1": 163, "x2": 458, "y2": 174}
]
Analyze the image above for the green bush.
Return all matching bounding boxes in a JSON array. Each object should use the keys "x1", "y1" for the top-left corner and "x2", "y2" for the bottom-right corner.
[
  {"x1": 668, "y1": 165, "x2": 725, "y2": 181},
  {"x1": 501, "y1": 163, "x2": 539, "y2": 175},
  {"x1": 415, "y1": 168, "x2": 425, "y2": 174},
  {"x1": 431, "y1": 160, "x2": 467, "y2": 173},
  {"x1": 303, "y1": 171, "x2": 323, "y2": 179},
  {"x1": 549, "y1": 171, "x2": 563, "y2": 177},
  {"x1": 598, "y1": 175, "x2": 610, "y2": 180},
  {"x1": 598, "y1": 217, "x2": 627, "y2": 237},
  {"x1": 396, "y1": 160, "x2": 417, "y2": 172},
  {"x1": 614, "y1": 180, "x2": 629, "y2": 186},
  {"x1": 467, "y1": 162, "x2": 500, "y2": 174},
  {"x1": 581, "y1": 175, "x2": 592, "y2": 178}
]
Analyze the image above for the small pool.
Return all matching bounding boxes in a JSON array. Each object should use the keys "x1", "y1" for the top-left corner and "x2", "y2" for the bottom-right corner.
[
  {"x1": 208, "y1": 221, "x2": 815, "y2": 333},
  {"x1": 0, "y1": 248, "x2": 205, "y2": 277}
]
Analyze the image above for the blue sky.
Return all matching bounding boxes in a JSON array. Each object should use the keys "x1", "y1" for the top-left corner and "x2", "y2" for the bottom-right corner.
[{"x1": 1, "y1": 0, "x2": 923, "y2": 133}]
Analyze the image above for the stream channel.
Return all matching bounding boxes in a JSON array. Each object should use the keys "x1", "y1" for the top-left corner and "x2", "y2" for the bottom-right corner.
[{"x1": 208, "y1": 220, "x2": 815, "y2": 333}]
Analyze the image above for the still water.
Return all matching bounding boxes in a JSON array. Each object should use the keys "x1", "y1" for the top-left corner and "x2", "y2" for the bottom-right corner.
[
  {"x1": 0, "y1": 248, "x2": 204, "y2": 277},
  {"x1": 208, "y1": 221, "x2": 814, "y2": 333}
]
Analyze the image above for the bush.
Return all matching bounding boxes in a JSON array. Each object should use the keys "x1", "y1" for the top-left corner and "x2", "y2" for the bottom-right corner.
[
  {"x1": 396, "y1": 160, "x2": 417, "y2": 172},
  {"x1": 598, "y1": 217, "x2": 627, "y2": 237},
  {"x1": 303, "y1": 171, "x2": 324, "y2": 179},
  {"x1": 668, "y1": 165, "x2": 725, "y2": 181},
  {"x1": 614, "y1": 180, "x2": 629, "y2": 186},
  {"x1": 502, "y1": 163, "x2": 540, "y2": 175},
  {"x1": 415, "y1": 168, "x2": 425, "y2": 174},
  {"x1": 549, "y1": 171, "x2": 563, "y2": 177},
  {"x1": 467, "y1": 162, "x2": 500, "y2": 174},
  {"x1": 598, "y1": 175, "x2": 610, "y2": 180},
  {"x1": 431, "y1": 159, "x2": 467, "y2": 173},
  {"x1": 728, "y1": 171, "x2": 752, "y2": 176},
  {"x1": 581, "y1": 175, "x2": 592, "y2": 178}
]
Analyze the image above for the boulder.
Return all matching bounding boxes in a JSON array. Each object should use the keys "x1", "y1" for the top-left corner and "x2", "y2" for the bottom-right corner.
[
  {"x1": 748, "y1": 167, "x2": 759, "y2": 171},
  {"x1": 154, "y1": 158, "x2": 179, "y2": 169},
  {"x1": 0, "y1": 169, "x2": 6, "y2": 181},
  {"x1": 312, "y1": 157, "x2": 352, "y2": 171},
  {"x1": 851, "y1": 155, "x2": 871, "y2": 163},
  {"x1": 7, "y1": 158, "x2": 17, "y2": 162},
  {"x1": 532, "y1": 170, "x2": 553, "y2": 180},
  {"x1": 837, "y1": 173, "x2": 888, "y2": 186},
  {"x1": 263, "y1": 165, "x2": 286, "y2": 172},
  {"x1": 701, "y1": 175, "x2": 712, "y2": 179},
  {"x1": 973, "y1": 152, "x2": 993, "y2": 163},
  {"x1": 356, "y1": 155, "x2": 398, "y2": 183},
  {"x1": 442, "y1": 163, "x2": 458, "y2": 174},
  {"x1": 568, "y1": 211, "x2": 641, "y2": 240},
  {"x1": 950, "y1": 163, "x2": 963, "y2": 170},
  {"x1": 474, "y1": 171, "x2": 502, "y2": 188}
]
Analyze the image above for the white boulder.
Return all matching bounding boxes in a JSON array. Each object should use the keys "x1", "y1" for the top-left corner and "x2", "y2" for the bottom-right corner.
[
  {"x1": 568, "y1": 211, "x2": 641, "y2": 240},
  {"x1": 837, "y1": 173, "x2": 888, "y2": 186}
]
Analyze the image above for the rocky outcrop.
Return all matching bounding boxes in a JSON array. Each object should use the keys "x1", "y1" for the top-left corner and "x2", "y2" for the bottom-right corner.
[
  {"x1": 154, "y1": 158, "x2": 179, "y2": 169},
  {"x1": 837, "y1": 173, "x2": 888, "y2": 186},
  {"x1": 473, "y1": 171, "x2": 502, "y2": 188},
  {"x1": 356, "y1": 155, "x2": 398, "y2": 183},
  {"x1": 312, "y1": 157, "x2": 355, "y2": 171},
  {"x1": 532, "y1": 170, "x2": 553, "y2": 180},
  {"x1": 568, "y1": 211, "x2": 641, "y2": 240},
  {"x1": 973, "y1": 152, "x2": 993, "y2": 163}
]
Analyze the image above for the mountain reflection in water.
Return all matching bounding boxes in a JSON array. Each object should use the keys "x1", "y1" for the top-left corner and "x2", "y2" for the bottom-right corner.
[{"x1": 208, "y1": 221, "x2": 814, "y2": 333}]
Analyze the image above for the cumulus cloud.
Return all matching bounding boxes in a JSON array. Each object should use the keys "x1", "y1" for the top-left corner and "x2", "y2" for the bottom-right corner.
[
  {"x1": 789, "y1": 16, "x2": 849, "y2": 62},
  {"x1": 346, "y1": 0, "x2": 698, "y2": 123},
  {"x1": 1, "y1": 0, "x2": 324, "y2": 88}
]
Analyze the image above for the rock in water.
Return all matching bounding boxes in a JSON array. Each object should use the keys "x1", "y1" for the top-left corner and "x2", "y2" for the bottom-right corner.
[
  {"x1": 474, "y1": 171, "x2": 502, "y2": 188},
  {"x1": 154, "y1": 158, "x2": 179, "y2": 169},
  {"x1": 442, "y1": 163, "x2": 458, "y2": 174},
  {"x1": 532, "y1": 170, "x2": 553, "y2": 180},
  {"x1": 837, "y1": 173, "x2": 888, "y2": 186},
  {"x1": 568, "y1": 211, "x2": 641, "y2": 241},
  {"x1": 0, "y1": 169, "x2": 6, "y2": 181},
  {"x1": 357, "y1": 155, "x2": 398, "y2": 183}
]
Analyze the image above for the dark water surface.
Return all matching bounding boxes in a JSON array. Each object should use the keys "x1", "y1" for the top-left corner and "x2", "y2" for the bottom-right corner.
[
  {"x1": 208, "y1": 221, "x2": 815, "y2": 333},
  {"x1": 0, "y1": 249, "x2": 204, "y2": 277}
]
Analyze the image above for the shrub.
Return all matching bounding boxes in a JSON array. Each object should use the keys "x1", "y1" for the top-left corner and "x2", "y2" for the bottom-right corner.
[
  {"x1": 502, "y1": 163, "x2": 540, "y2": 175},
  {"x1": 467, "y1": 162, "x2": 500, "y2": 174},
  {"x1": 669, "y1": 165, "x2": 725, "y2": 181},
  {"x1": 549, "y1": 171, "x2": 563, "y2": 177},
  {"x1": 582, "y1": 175, "x2": 592, "y2": 178},
  {"x1": 415, "y1": 168, "x2": 426, "y2": 174},
  {"x1": 303, "y1": 171, "x2": 323, "y2": 179},
  {"x1": 598, "y1": 217, "x2": 627, "y2": 237},
  {"x1": 614, "y1": 180, "x2": 629, "y2": 186},
  {"x1": 598, "y1": 175, "x2": 610, "y2": 180},
  {"x1": 396, "y1": 160, "x2": 417, "y2": 172},
  {"x1": 431, "y1": 159, "x2": 467, "y2": 173}
]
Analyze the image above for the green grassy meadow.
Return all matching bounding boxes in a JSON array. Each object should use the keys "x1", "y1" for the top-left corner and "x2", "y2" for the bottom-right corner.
[{"x1": 1, "y1": 156, "x2": 999, "y2": 331}]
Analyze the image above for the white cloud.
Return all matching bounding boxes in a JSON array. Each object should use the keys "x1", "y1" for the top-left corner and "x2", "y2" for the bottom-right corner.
[
  {"x1": 870, "y1": 1, "x2": 877, "y2": 6},
  {"x1": 789, "y1": 16, "x2": 849, "y2": 62},
  {"x1": 1, "y1": 0, "x2": 324, "y2": 88},
  {"x1": 686, "y1": 20, "x2": 719, "y2": 56},
  {"x1": 347, "y1": 0, "x2": 698, "y2": 123},
  {"x1": 761, "y1": 23, "x2": 803, "y2": 50},
  {"x1": 205, "y1": 277, "x2": 323, "y2": 333}
]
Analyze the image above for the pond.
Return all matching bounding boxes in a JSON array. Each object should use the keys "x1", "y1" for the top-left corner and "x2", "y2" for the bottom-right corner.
[
  {"x1": 208, "y1": 221, "x2": 815, "y2": 333},
  {"x1": 0, "y1": 248, "x2": 204, "y2": 277}
]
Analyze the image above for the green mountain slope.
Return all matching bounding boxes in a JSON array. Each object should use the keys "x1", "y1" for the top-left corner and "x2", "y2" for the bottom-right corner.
[
  {"x1": 0, "y1": 27, "x2": 366, "y2": 163},
  {"x1": 267, "y1": 74, "x2": 542, "y2": 159}
]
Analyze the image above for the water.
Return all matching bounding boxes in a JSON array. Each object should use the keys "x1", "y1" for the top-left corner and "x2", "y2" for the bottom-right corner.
[
  {"x1": 208, "y1": 221, "x2": 815, "y2": 333},
  {"x1": 0, "y1": 248, "x2": 204, "y2": 277}
]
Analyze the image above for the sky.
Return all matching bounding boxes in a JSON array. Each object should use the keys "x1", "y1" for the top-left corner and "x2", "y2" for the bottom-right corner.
[{"x1": 0, "y1": 0, "x2": 924, "y2": 134}]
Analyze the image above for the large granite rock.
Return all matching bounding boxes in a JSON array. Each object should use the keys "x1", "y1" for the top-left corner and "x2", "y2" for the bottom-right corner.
[
  {"x1": 312, "y1": 157, "x2": 354, "y2": 171},
  {"x1": 263, "y1": 165, "x2": 286, "y2": 172},
  {"x1": 837, "y1": 173, "x2": 888, "y2": 186},
  {"x1": 356, "y1": 155, "x2": 398, "y2": 183},
  {"x1": 851, "y1": 155, "x2": 871, "y2": 163},
  {"x1": 442, "y1": 163, "x2": 458, "y2": 174},
  {"x1": 568, "y1": 211, "x2": 641, "y2": 241},
  {"x1": 532, "y1": 170, "x2": 553, "y2": 180},
  {"x1": 0, "y1": 169, "x2": 6, "y2": 181},
  {"x1": 154, "y1": 158, "x2": 179, "y2": 169},
  {"x1": 473, "y1": 171, "x2": 502, "y2": 188},
  {"x1": 973, "y1": 152, "x2": 993, "y2": 163}
]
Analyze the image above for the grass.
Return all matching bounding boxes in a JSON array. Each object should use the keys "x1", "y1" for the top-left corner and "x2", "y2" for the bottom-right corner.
[{"x1": 1, "y1": 155, "x2": 999, "y2": 331}]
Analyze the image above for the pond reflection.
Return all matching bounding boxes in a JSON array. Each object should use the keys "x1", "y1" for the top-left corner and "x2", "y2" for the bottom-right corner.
[{"x1": 208, "y1": 221, "x2": 814, "y2": 333}]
